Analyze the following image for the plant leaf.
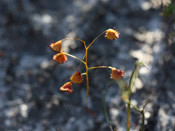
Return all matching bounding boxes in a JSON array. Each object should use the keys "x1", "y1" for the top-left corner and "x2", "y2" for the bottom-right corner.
[
  {"x1": 128, "y1": 61, "x2": 148, "y2": 95},
  {"x1": 116, "y1": 79, "x2": 129, "y2": 102}
]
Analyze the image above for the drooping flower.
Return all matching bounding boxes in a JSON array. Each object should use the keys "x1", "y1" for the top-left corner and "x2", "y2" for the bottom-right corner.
[
  {"x1": 60, "y1": 81, "x2": 73, "y2": 93},
  {"x1": 70, "y1": 71, "x2": 83, "y2": 84},
  {"x1": 105, "y1": 29, "x2": 120, "y2": 40},
  {"x1": 111, "y1": 68, "x2": 124, "y2": 80},
  {"x1": 53, "y1": 52, "x2": 68, "y2": 63},
  {"x1": 49, "y1": 40, "x2": 62, "y2": 52}
]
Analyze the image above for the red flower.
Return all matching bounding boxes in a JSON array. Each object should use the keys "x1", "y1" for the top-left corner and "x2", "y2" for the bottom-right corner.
[
  {"x1": 49, "y1": 40, "x2": 62, "y2": 52},
  {"x1": 53, "y1": 52, "x2": 68, "y2": 63},
  {"x1": 70, "y1": 71, "x2": 83, "y2": 84},
  {"x1": 111, "y1": 68, "x2": 124, "y2": 80},
  {"x1": 60, "y1": 82, "x2": 73, "y2": 93}
]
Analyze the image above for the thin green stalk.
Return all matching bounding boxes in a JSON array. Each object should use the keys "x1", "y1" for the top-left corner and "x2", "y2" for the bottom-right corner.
[
  {"x1": 141, "y1": 110, "x2": 145, "y2": 131},
  {"x1": 126, "y1": 63, "x2": 138, "y2": 131},
  {"x1": 104, "y1": 82, "x2": 114, "y2": 131},
  {"x1": 140, "y1": 102, "x2": 148, "y2": 131},
  {"x1": 104, "y1": 88, "x2": 110, "y2": 123},
  {"x1": 127, "y1": 101, "x2": 140, "y2": 112},
  {"x1": 128, "y1": 65, "x2": 137, "y2": 96}
]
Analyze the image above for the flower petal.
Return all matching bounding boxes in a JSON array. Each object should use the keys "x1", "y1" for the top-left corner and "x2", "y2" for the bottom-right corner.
[
  {"x1": 49, "y1": 40, "x2": 62, "y2": 52},
  {"x1": 53, "y1": 52, "x2": 68, "y2": 63},
  {"x1": 60, "y1": 82, "x2": 73, "y2": 93},
  {"x1": 70, "y1": 71, "x2": 83, "y2": 84},
  {"x1": 111, "y1": 68, "x2": 124, "y2": 80}
]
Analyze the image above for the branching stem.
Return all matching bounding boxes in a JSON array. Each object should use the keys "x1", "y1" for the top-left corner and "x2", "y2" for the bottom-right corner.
[
  {"x1": 62, "y1": 38, "x2": 87, "y2": 49},
  {"x1": 63, "y1": 52, "x2": 86, "y2": 65},
  {"x1": 88, "y1": 66, "x2": 113, "y2": 70},
  {"x1": 87, "y1": 31, "x2": 106, "y2": 49}
]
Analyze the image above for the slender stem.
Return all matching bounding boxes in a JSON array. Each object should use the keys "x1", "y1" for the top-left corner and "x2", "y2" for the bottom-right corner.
[
  {"x1": 82, "y1": 30, "x2": 107, "y2": 106},
  {"x1": 85, "y1": 48, "x2": 89, "y2": 106},
  {"x1": 104, "y1": 82, "x2": 114, "y2": 131},
  {"x1": 63, "y1": 52, "x2": 86, "y2": 65},
  {"x1": 81, "y1": 72, "x2": 86, "y2": 76},
  {"x1": 127, "y1": 103, "x2": 131, "y2": 131},
  {"x1": 126, "y1": 101, "x2": 140, "y2": 112},
  {"x1": 88, "y1": 66, "x2": 113, "y2": 70},
  {"x1": 61, "y1": 38, "x2": 87, "y2": 71},
  {"x1": 141, "y1": 110, "x2": 145, "y2": 131},
  {"x1": 77, "y1": 53, "x2": 86, "y2": 70},
  {"x1": 104, "y1": 87, "x2": 110, "y2": 124},
  {"x1": 62, "y1": 38, "x2": 87, "y2": 49},
  {"x1": 82, "y1": 53, "x2": 86, "y2": 61},
  {"x1": 81, "y1": 66, "x2": 113, "y2": 75},
  {"x1": 140, "y1": 102, "x2": 148, "y2": 131},
  {"x1": 87, "y1": 31, "x2": 106, "y2": 49},
  {"x1": 126, "y1": 63, "x2": 137, "y2": 131},
  {"x1": 128, "y1": 65, "x2": 137, "y2": 96}
]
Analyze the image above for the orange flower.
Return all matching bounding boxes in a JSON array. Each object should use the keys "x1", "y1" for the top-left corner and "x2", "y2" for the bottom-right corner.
[
  {"x1": 105, "y1": 29, "x2": 120, "y2": 40},
  {"x1": 53, "y1": 52, "x2": 67, "y2": 63},
  {"x1": 111, "y1": 68, "x2": 124, "y2": 80},
  {"x1": 70, "y1": 71, "x2": 83, "y2": 84},
  {"x1": 60, "y1": 82, "x2": 73, "y2": 93},
  {"x1": 49, "y1": 40, "x2": 62, "y2": 52}
]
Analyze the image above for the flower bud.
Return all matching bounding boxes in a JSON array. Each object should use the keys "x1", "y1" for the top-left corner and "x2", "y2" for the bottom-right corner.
[
  {"x1": 49, "y1": 40, "x2": 62, "y2": 52},
  {"x1": 105, "y1": 29, "x2": 120, "y2": 40},
  {"x1": 60, "y1": 82, "x2": 73, "y2": 93},
  {"x1": 111, "y1": 68, "x2": 124, "y2": 80},
  {"x1": 70, "y1": 71, "x2": 83, "y2": 84},
  {"x1": 53, "y1": 52, "x2": 67, "y2": 63}
]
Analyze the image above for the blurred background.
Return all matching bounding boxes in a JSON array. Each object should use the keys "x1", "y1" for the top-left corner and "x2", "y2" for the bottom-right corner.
[{"x1": 0, "y1": 0, "x2": 175, "y2": 130}]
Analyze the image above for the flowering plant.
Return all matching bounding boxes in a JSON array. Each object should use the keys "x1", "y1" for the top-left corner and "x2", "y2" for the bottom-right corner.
[
  {"x1": 49, "y1": 28, "x2": 122, "y2": 103},
  {"x1": 49, "y1": 28, "x2": 148, "y2": 131}
]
